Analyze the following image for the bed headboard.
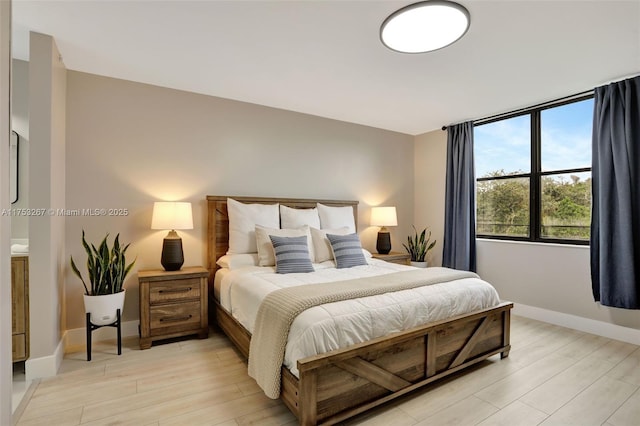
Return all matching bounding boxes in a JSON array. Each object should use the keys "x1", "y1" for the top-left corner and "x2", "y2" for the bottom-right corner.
[{"x1": 206, "y1": 195, "x2": 359, "y2": 285}]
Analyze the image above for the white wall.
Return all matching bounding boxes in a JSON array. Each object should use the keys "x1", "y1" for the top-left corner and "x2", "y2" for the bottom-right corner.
[
  {"x1": 64, "y1": 70, "x2": 415, "y2": 330},
  {"x1": 27, "y1": 32, "x2": 66, "y2": 379},
  {"x1": 414, "y1": 128, "x2": 640, "y2": 337}
]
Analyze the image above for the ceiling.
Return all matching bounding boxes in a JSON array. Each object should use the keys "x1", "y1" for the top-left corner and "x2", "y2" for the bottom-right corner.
[{"x1": 11, "y1": 0, "x2": 640, "y2": 135}]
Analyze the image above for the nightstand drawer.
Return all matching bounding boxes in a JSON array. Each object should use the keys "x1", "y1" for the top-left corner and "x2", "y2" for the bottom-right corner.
[
  {"x1": 150, "y1": 301, "x2": 201, "y2": 333},
  {"x1": 149, "y1": 278, "x2": 201, "y2": 304}
]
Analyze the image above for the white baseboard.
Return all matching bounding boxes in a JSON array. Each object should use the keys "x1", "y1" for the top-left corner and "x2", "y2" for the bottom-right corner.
[
  {"x1": 25, "y1": 338, "x2": 64, "y2": 381},
  {"x1": 64, "y1": 320, "x2": 140, "y2": 350},
  {"x1": 23, "y1": 309, "x2": 637, "y2": 380},
  {"x1": 22, "y1": 321, "x2": 139, "y2": 381},
  {"x1": 513, "y1": 303, "x2": 640, "y2": 345}
]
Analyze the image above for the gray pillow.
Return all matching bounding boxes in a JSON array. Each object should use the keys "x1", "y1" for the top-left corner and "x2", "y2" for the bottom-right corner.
[
  {"x1": 326, "y1": 233, "x2": 368, "y2": 268},
  {"x1": 269, "y1": 235, "x2": 314, "y2": 274}
]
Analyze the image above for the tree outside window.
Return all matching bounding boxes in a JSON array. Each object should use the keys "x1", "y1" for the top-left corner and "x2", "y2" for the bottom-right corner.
[{"x1": 475, "y1": 97, "x2": 593, "y2": 244}]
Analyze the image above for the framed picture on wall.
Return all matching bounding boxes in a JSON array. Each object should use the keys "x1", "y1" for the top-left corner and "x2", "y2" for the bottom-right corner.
[{"x1": 10, "y1": 131, "x2": 18, "y2": 204}]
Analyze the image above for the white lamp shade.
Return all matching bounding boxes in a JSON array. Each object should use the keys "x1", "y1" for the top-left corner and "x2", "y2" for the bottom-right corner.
[
  {"x1": 151, "y1": 202, "x2": 193, "y2": 230},
  {"x1": 370, "y1": 206, "x2": 398, "y2": 227}
]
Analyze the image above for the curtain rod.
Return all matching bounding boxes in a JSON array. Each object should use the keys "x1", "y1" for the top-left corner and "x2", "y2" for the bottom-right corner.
[{"x1": 441, "y1": 88, "x2": 594, "y2": 131}]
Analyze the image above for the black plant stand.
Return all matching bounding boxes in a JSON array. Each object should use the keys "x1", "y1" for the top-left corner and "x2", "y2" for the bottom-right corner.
[{"x1": 86, "y1": 309, "x2": 122, "y2": 361}]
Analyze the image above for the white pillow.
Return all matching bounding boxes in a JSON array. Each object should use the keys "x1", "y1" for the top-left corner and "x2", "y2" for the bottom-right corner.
[
  {"x1": 317, "y1": 203, "x2": 356, "y2": 233},
  {"x1": 255, "y1": 225, "x2": 314, "y2": 266},
  {"x1": 227, "y1": 198, "x2": 280, "y2": 254},
  {"x1": 216, "y1": 253, "x2": 259, "y2": 270},
  {"x1": 310, "y1": 226, "x2": 350, "y2": 263},
  {"x1": 280, "y1": 205, "x2": 321, "y2": 229}
]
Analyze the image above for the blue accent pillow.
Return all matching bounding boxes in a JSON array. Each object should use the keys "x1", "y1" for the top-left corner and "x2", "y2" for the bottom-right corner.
[
  {"x1": 269, "y1": 235, "x2": 314, "y2": 274},
  {"x1": 326, "y1": 233, "x2": 368, "y2": 268}
]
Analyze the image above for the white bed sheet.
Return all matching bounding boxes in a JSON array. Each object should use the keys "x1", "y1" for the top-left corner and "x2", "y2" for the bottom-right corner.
[{"x1": 215, "y1": 259, "x2": 500, "y2": 377}]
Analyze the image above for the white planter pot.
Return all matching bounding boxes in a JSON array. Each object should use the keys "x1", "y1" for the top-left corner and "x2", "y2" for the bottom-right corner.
[
  {"x1": 83, "y1": 290, "x2": 125, "y2": 325},
  {"x1": 410, "y1": 261, "x2": 428, "y2": 268}
]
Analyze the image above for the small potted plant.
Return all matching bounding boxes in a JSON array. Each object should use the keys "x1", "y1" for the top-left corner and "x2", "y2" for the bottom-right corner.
[
  {"x1": 70, "y1": 230, "x2": 136, "y2": 325},
  {"x1": 403, "y1": 226, "x2": 436, "y2": 268}
]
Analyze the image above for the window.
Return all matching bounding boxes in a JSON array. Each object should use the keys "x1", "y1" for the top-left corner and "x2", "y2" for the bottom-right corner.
[{"x1": 475, "y1": 96, "x2": 593, "y2": 244}]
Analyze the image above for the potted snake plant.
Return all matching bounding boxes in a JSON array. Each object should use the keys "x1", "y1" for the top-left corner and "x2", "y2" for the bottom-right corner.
[
  {"x1": 403, "y1": 226, "x2": 436, "y2": 268},
  {"x1": 70, "y1": 230, "x2": 136, "y2": 325}
]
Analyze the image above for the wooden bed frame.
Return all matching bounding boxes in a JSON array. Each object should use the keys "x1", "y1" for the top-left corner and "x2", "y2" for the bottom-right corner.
[{"x1": 207, "y1": 195, "x2": 512, "y2": 425}]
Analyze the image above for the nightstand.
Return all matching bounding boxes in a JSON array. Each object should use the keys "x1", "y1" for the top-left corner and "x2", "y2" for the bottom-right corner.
[
  {"x1": 138, "y1": 266, "x2": 209, "y2": 349},
  {"x1": 371, "y1": 251, "x2": 411, "y2": 265}
]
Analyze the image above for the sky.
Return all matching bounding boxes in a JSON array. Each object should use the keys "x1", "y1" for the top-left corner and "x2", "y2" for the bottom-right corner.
[{"x1": 474, "y1": 98, "x2": 593, "y2": 178}]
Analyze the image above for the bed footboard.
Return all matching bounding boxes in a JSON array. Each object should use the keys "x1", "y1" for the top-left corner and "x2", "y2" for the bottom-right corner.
[
  {"x1": 216, "y1": 300, "x2": 512, "y2": 426},
  {"x1": 283, "y1": 302, "x2": 513, "y2": 425}
]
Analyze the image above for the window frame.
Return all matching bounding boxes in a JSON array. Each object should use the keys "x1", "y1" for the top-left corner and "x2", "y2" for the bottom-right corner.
[{"x1": 475, "y1": 94, "x2": 593, "y2": 246}]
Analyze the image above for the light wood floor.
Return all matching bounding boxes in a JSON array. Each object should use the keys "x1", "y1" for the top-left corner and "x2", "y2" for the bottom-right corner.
[{"x1": 13, "y1": 316, "x2": 640, "y2": 426}]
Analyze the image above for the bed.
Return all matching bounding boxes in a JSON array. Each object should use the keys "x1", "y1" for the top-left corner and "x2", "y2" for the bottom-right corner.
[{"x1": 207, "y1": 195, "x2": 512, "y2": 425}]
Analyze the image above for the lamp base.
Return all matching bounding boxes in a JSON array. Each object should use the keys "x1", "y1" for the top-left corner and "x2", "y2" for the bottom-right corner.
[
  {"x1": 376, "y1": 231, "x2": 391, "y2": 254},
  {"x1": 161, "y1": 230, "x2": 184, "y2": 271}
]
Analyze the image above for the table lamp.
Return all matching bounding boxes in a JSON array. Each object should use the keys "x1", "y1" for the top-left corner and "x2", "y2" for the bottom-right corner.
[
  {"x1": 151, "y1": 201, "x2": 193, "y2": 271},
  {"x1": 370, "y1": 206, "x2": 397, "y2": 254}
]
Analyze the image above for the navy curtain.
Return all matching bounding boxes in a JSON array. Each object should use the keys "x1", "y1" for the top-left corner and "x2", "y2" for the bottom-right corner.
[
  {"x1": 443, "y1": 122, "x2": 476, "y2": 272},
  {"x1": 591, "y1": 76, "x2": 640, "y2": 309}
]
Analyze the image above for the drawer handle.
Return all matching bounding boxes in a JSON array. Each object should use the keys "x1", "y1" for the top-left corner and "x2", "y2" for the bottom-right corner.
[
  {"x1": 158, "y1": 287, "x2": 192, "y2": 294},
  {"x1": 160, "y1": 315, "x2": 193, "y2": 323}
]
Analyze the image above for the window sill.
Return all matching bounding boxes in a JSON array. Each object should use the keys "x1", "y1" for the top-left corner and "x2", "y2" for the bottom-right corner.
[{"x1": 476, "y1": 238, "x2": 590, "y2": 250}]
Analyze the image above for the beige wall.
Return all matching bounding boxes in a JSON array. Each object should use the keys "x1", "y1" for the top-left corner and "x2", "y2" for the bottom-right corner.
[
  {"x1": 414, "y1": 129, "x2": 448, "y2": 267},
  {"x1": 1, "y1": 0, "x2": 13, "y2": 420},
  {"x1": 11, "y1": 59, "x2": 29, "y2": 238},
  {"x1": 28, "y1": 32, "x2": 66, "y2": 370},
  {"x1": 64, "y1": 70, "x2": 415, "y2": 330},
  {"x1": 56, "y1": 48, "x2": 640, "y2": 347},
  {"x1": 414, "y1": 129, "x2": 640, "y2": 333},
  {"x1": 478, "y1": 240, "x2": 639, "y2": 330}
]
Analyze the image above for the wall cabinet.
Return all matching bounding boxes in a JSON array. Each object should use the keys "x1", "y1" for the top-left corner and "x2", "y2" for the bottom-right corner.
[{"x1": 12, "y1": 256, "x2": 29, "y2": 362}]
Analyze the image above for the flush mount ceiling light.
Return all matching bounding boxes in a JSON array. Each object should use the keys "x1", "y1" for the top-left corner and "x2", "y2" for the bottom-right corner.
[{"x1": 380, "y1": 1, "x2": 470, "y2": 53}]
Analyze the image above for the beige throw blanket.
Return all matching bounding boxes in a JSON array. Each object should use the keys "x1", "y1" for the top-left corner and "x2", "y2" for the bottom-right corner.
[{"x1": 247, "y1": 267, "x2": 478, "y2": 398}]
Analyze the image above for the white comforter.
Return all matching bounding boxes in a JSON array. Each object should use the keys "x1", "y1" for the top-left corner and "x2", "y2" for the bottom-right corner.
[{"x1": 215, "y1": 259, "x2": 500, "y2": 377}]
